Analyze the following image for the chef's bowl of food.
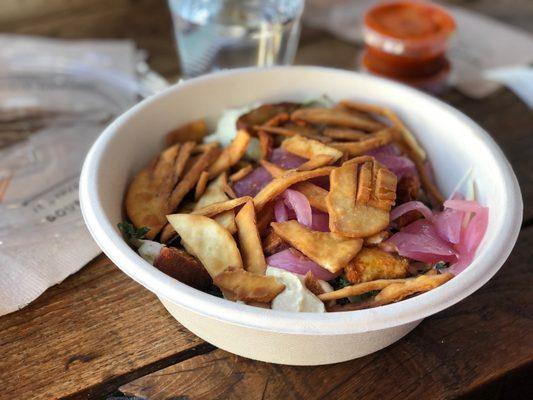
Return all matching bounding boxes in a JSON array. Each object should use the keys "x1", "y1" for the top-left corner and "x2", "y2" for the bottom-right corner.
[{"x1": 79, "y1": 67, "x2": 522, "y2": 365}]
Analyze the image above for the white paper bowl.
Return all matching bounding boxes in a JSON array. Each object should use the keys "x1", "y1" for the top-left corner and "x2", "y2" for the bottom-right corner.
[{"x1": 79, "y1": 67, "x2": 522, "y2": 365}]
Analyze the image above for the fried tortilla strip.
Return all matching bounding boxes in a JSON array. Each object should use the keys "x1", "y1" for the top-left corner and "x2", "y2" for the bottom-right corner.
[
  {"x1": 192, "y1": 196, "x2": 252, "y2": 218},
  {"x1": 271, "y1": 220, "x2": 363, "y2": 273},
  {"x1": 125, "y1": 141, "x2": 196, "y2": 239},
  {"x1": 258, "y1": 160, "x2": 330, "y2": 212},
  {"x1": 318, "y1": 278, "x2": 408, "y2": 301},
  {"x1": 344, "y1": 247, "x2": 409, "y2": 283},
  {"x1": 224, "y1": 184, "x2": 237, "y2": 200},
  {"x1": 342, "y1": 155, "x2": 375, "y2": 166},
  {"x1": 154, "y1": 247, "x2": 212, "y2": 290},
  {"x1": 194, "y1": 170, "x2": 210, "y2": 201},
  {"x1": 329, "y1": 128, "x2": 400, "y2": 157},
  {"x1": 167, "y1": 214, "x2": 243, "y2": 277},
  {"x1": 327, "y1": 161, "x2": 397, "y2": 238},
  {"x1": 256, "y1": 202, "x2": 275, "y2": 237},
  {"x1": 296, "y1": 155, "x2": 337, "y2": 171},
  {"x1": 291, "y1": 107, "x2": 383, "y2": 131},
  {"x1": 208, "y1": 130, "x2": 251, "y2": 178},
  {"x1": 257, "y1": 130, "x2": 273, "y2": 160},
  {"x1": 165, "y1": 119, "x2": 208, "y2": 146},
  {"x1": 159, "y1": 201, "x2": 197, "y2": 243},
  {"x1": 281, "y1": 135, "x2": 343, "y2": 162},
  {"x1": 291, "y1": 182, "x2": 328, "y2": 212},
  {"x1": 229, "y1": 164, "x2": 253, "y2": 182},
  {"x1": 213, "y1": 267, "x2": 285, "y2": 302},
  {"x1": 323, "y1": 128, "x2": 368, "y2": 141},
  {"x1": 262, "y1": 230, "x2": 285, "y2": 256},
  {"x1": 338, "y1": 100, "x2": 426, "y2": 160},
  {"x1": 235, "y1": 201, "x2": 266, "y2": 274},
  {"x1": 254, "y1": 124, "x2": 331, "y2": 142},
  {"x1": 253, "y1": 167, "x2": 334, "y2": 211},
  {"x1": 237, "y1": 103, "x2": 299, "y2": 134},
  {"x1": 304, "y1": 271, "x2": 325, "y2": 296}
]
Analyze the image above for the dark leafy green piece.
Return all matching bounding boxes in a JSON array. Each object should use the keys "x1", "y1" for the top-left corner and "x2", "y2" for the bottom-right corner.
[{"x1": 118, "y1": 221, "x2": 150, "y2": 240}]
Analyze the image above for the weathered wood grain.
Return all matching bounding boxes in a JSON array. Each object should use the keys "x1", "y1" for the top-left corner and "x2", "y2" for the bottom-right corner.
[
  {"x1": 119, "y1": 227, "x2": 533, "y2": 400},
  {"x1": 0, "y1": 255, "x2": 204, "y2": 400}
]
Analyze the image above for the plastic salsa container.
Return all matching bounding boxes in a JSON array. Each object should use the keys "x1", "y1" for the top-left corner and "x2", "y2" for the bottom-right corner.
[{"x1": 362, "y1": 0, "x2": 456, "y2": 93}]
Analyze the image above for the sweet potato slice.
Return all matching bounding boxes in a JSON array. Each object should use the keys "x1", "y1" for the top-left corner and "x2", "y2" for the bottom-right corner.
[
  {"x1": 166, "y1": 214, "x2": 243, "y2": 277},
  {"x1": 208, "y1": 130, "x2": 251, "y2": 178},
  {"x1": 327, "y1": 161, "x2": 397, "y2": 238},
  {"x1": 271, "y1": 220, "x2": 363, "y2": 273},
  {"x1": 154, "y1": 246, "x2": 212, "y2": 290},
  {"x1": 344, "y1": 247, "x2": 409, "y2": 283},
  {"x1": 253, "y1": 167, "x2": 334, "y2": 211},
  {"x1": 125, "y1": 141, "x2": 197, "y2": 239},
  {"x1": 165, "y1": 119, "x2": 208, "y2": 146},
  {"x1": 291, "y1": 107, "x2": 383, "y2": 131},
  {"x1": 235, "y1": 201, "x2": 266, "y2": 274},
  {"x1": 213, "y1": 267, "x2": 285, "y2": 302},
  {"x1": 281, "y1": 135, "x2": 343, "y2": 162}
]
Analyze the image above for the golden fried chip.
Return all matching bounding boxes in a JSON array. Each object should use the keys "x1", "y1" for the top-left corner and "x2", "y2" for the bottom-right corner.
[
  {"x1": 281, "y1": 135, "x2": 343, "y2": 162},
  {"x1": 291, "y1": 107, "x2": 383, "y2": 131},
  {"x1": 165, "y1": 119, "x2": 208, "y2": 146},
  {"x1": 257, "y1": 130, "x2": 273, "y2": 160},
  {"x1": 235, "y1": 201, "x2": 266, "y2": 274},
  {"x1": 271, "y1": 220, "x2": 363, "y2": 273},
  {"x1": 194, "y1": 170, "x2": 210, "y2": 201},
  {"x1": 373, "y1": 272, "x2": 453, "y2": 304},
  {"x1": 236, "y1": 102, "x2": 298, "y2": 134},
  {"x1": 192, "y1": 196, "x2": 252, "y2": 217},
  {"x1": 208, "y1": 130, "x2": 250, "y2": 178},
  {"x1": 262, "y1": 230, "x2": 285, "y2": 256},
  {"x1": 318, "y1": 278, "x2": 407, "y2": 301},
  {"x1": 291, "y1": 182, "x2": 328, "y2": 212},
  {"x1": 327, "y1": 161, "x2": 396, "y2": 238},
  {"x1": 125, "y1": 141, "x2": 197, "y2": 239},
  {"x1": 304, "y1": 271, "x2": 325, "y2": 296},
  {"x1": 344, "y1": 247, "x2": 409, "y2": 283},
  {"x1": 254, "y1": 124, "x2": 331, "y2": 142},
  {"x1": 192, "y1": 173, "x2": 236, "y2": 232},
  {"x1": 253, "y1": 167, "x2": 334, "y2": 211},
  {"x1": 256, "y1": 202, "x2": 275, "y2": 237},
  {"x1": 213, "y1": 267, "x2": 285, "y2": 302},
  {"x1": 329, "y1": 128, "x2": 400, "y2": 157},
  {"x1": 323, "y1": 128, "x2": 368, "y2": 141},
  {"x1": 229, "y1": 165, "x2": 253, "y2": 182},
  {"x1": 166, "y1": 214, "x2": 243, "y2": 277},
  {"x1": 296, "y1": 155, "x2": 337, "y2": 171}
]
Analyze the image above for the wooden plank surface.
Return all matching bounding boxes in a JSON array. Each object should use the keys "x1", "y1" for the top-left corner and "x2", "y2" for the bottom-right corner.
[
  {"x1": 116, "y1": 226, "x2": 533, "y2": 400},
  {"x1": 0, "y1": 255, "x2": 205, "y2": 399},
  {"x1": 0, "y1": 0, "x2": 531, "y2": 399}
]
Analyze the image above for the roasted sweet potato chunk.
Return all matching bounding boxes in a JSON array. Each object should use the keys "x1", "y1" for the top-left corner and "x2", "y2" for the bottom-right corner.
[
  {"x1": 344, "y1": 247, "x2": 409, "y2": 283},
  {"x1": 154, "y1": 247, "x2": 212, "y2": 290}
]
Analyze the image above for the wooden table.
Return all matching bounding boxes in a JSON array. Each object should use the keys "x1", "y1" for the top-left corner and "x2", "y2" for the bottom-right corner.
[{"x1": 1, "y1": 1, "x2": 532, "y2": 399}]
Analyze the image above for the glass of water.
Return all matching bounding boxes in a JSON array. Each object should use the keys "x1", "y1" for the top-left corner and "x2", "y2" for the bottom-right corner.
[{"x1": 168, "y1": 0, "x2": 305, "y2": 78}]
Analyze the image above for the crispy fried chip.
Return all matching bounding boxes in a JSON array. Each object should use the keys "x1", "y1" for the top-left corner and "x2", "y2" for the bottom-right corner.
[
  {"x1": 281, "y1": 135, "x2": 343, "y2": 162},
  {"x1": 194, "y1": 171, "x2": 210, "y2": 201},
  {"x1": 344, "y1": 247, "x2": 409, "y2": 283},
  {"x1": 338, "y1": 100, "x2": 426, "y2": 160},
  {"x1": 167, "y1": 214, "x2": 243, "y2": 277},
  {"x1": 296, "y1": 155, "x2": 337, "y2": 171},
  {"x1": 374, "y1": 272, "x2": 453, "y2": 304},
  {"x1": 256, "y1": 202, "x2": 275, "y2": 237},
  {"x1": 235, "y1": 201, "x2": 266, "y2": 274},
  {"x1": 304, "y1": 271, "x2": 325, "y2": 296},
  {"x1": 257, "y1": 130, "x2": 273, "y2": 160},
  {"x1": 262, "y1": 230, "x2": 285, "y2": 256},
  {"x1": 253, "y1": 167, "x2": 334, "y2": 211},
  {"x1": 229, "y1": 164, "x2": 253, "y2": 182},
  {"x1": 291, "y1": 182, "x2": 328, "y2": 212},
  {"x1": 318, "y1": 278, "x2": 407, "y2": 301},
  {"x1": 213, "y1": 267, "x2": 285, "y2": 302},
  {"x1": 236, "y1": 102, "x2": 299, "y2": 134},
  {"x1": 165, "y1": 119, "x2": 208, "y2": 146},
  {"x1": 291, "y1": 107, "x2": 383, "y2": 131},
  {"x1": 329, "y1": 128, "x2": 400, "y2": 157},
  {"x1": 125, "y1": 141, "x2": 197, "y2": 239},
  {"x1": 208, "y1": 130, "x2": 250, "y2": 178},
  {"x1": 327, "y1": 161, "x2": 397, "y2": 238},
  {"x1": 192, "y1": 196, "x2": 251, "y2": 218},
  {"x1": 271, "y1": 220, "x2": 363, "y2": 273},
  {"x1": 323, "y1": 128, "x2": 368, "y2": 141},
  {"x1": 254, "y1": 124, "x2": 331, "y2": 142}
]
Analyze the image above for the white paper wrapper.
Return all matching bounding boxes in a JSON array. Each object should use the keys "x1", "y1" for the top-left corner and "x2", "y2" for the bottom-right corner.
[
  {"x1": 0, "y1": 35, "x2": 139, "y2": 315},
  {"x1": 304, "y1": 0, "x2": 533, "y2": 101}
]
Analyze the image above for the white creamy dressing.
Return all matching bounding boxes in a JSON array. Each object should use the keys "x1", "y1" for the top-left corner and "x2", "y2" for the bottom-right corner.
[
  {"x1": 137, "y1": 240, "x2": 164, "y2": 265},
  {"x1": 266, "y1": 266, "x2": 326, "y2": 313}
]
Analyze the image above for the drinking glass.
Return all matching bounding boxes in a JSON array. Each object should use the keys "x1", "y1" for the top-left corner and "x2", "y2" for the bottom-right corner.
[{"x1": 168, "y1": 0, "x2": 305, "y2": 78}]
